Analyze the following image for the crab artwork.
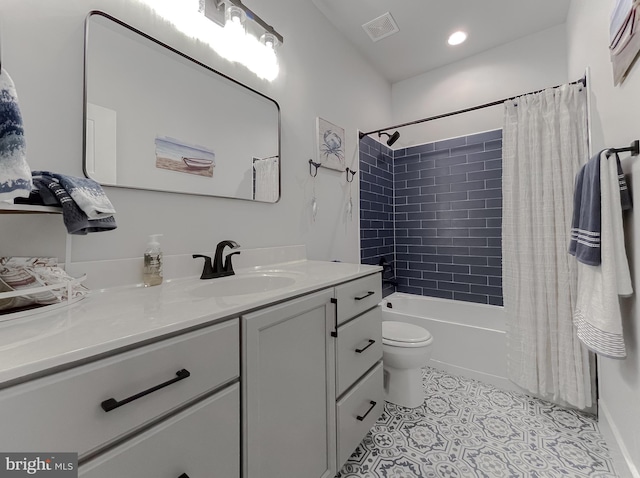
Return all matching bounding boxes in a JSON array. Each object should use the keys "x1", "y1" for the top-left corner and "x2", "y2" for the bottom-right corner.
[{"x1": 320, "y1": 129, "x2": 345, "y2": 164}]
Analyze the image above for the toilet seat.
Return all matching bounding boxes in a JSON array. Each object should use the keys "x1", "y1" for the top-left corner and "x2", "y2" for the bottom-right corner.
[{"x1": 382, "y1": 321, "x2": 433, "y2": 348}]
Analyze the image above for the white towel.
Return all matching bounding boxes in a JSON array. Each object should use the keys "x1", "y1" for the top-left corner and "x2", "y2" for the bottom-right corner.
[
  {"x1": 0, "y1": 68, "x2": 31, "y2": 201},
  {"x1": 573, "y1": 152, "x2": 632, "y2": 359}
]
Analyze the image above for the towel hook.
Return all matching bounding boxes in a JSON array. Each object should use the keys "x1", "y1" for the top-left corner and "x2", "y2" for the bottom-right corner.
[
  {"x1": 309, "y1": 159, "x2": 321, "y2": 177},
  {"x1": 345, "y1": 168, "x2": 357, "y2": 182}
]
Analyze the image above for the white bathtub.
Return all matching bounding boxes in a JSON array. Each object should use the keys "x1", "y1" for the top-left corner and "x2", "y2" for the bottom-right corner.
[{"x1": 381, "y1": 292, "x2": 518, "y2": 392}]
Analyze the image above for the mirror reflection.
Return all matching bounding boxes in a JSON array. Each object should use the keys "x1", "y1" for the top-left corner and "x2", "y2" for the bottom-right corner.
[{"x1": 83, "y1": 12, "x2": 280, "y2": 202}]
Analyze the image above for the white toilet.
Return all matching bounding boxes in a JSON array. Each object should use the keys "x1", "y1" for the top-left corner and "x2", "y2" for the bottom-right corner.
[{"x1": 382, "y1": 321, "x2": 434, "y2": 408}]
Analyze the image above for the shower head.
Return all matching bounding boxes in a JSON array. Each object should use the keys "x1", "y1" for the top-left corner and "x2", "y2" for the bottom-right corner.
[{"x1": 378, "y1": 130, "x2": 400, "y2": 146}]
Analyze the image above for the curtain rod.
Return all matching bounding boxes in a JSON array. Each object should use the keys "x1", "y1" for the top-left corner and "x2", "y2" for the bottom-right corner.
[{"x1": 359, "y1": 76, "x2": 587, "y2": 139}]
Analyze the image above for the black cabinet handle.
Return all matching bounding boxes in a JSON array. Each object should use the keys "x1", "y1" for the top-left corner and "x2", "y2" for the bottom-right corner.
[
  {"x1": 354, "y1": 291, "x2": 375, "y2": 301},
  {"x1": 355, "y1": 339, "x2": 376, "y2": 353},
  {"x1": 178, "y1": 474, "x2": 190, "y2": 478},
  {"x1": 356, "y1": 400, "x2": 377, "y2": 421},
  {"x1": 101, "y1": 369, "x2": 191, "y2": 412}
]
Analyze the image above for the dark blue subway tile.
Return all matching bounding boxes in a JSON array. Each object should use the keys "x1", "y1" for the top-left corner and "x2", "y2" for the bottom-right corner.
[
  {"x1": 435, "y1": 154, "x2": 468, "y2": 168},
  {"x1": 408, "y1": 245, "x2": 439, "y2": 254},
  {"x1": 468, "y1": 149, "x2": 502, "y2": 163},
  {"x1": 421, "y1": 166, "x2": 451, "y2": 178},
  {"x1": 450, "y1": 180, "x2": 486, "y2": 192},
  {"x1": 422, "y1": 254, "x2": 453, "y2": 264},
  {"x1": 485, "y1": 159, "x2": 502, "y2": 170},
  {"x1": 396, "y1": 220, "x2": 422, "y2": 229},
  {"x1": 421, "y1": 184, "x2": 452, "y2": 195},
  {"x1": 470, "y1": 265, "x2": 502, "y2": 276},
  {"x1": 451, "y1": 199, "x2": 486, "y2": 210},
  {"x1": 487, "y1": 257, "x2": 502, "y2": 267},
  {"x1": 451, "y1": 218, "x2": 487, "y2": 228},
  {"x1": 468, "y1": 169, "x2": 502, "y2": 181},
  {"x1": 422, "y1": 288, "x2": 454, "y2": 300},
  {"x1": 397, "y1": 268, "x2": 423, "y2": 279},
  {"x1": 486, "y1": 199, "x2": 502, "y2": 208},
  {"x1": 394, "y1": 164, "x2": 407, "y2": 174},
  {"x1": 437, "y1": 246, "x2": 470, "y2": 255},
  {"x1": 454, "y1": 256, "x2": 488, "y2": 266},
  {"x1": 487, "y1": 237, "x2": 502, "y2": 247},
  {"x1": 416, "y1": 228, "x2": 438, "y2": 237},
  {"x1": 469, "y1": 246, "x2": 502, "y2": 256},
  {"x1": 409, "y1": 262, "x2": 438, "y2": 271},
  {"x1": 396, "y1": 187, "x2": 421, "y2": 197},
  {"x1": 488, "y1": 296, "x2": 504, "y2": 306},
  {"x1": 436, "y1": 209, "x2": 468, "y2": 219},
  {"x1": 438, "y1": 281, "x2": 470, "y2": 292},
  {"x1": 485, "y1": 178, "x2": 502, "y2": 189},
  {"x1": 420, "y1": 201, "x2": 452, "y2": 211},
  {"x1": 485, "y1": 139, "x2": 503, "y2": 151},
  {"x1": 435, "y1": 137, "x2": 467, "y2": 150},
  {"x1": 466, "y1": 129, "x2": 502, "y2": 145},
  {"x1": 451, "y1": 161, "x2": 485, "y2": 175},
  {"x1": 435, "y1": 173, "x2": 467, "y2": 185},
  {"x1": 469, "y1": 208, "x2": 502, "y2": 218},
  {"x1": 453, "y1": 274, "x2": 488, "y2": 285},
  {"x1": 454, "y1": 292, "x2": 489, "y2": 304},
  {"x1": 397, "y1": 286, "x2": 423, "y2": 295},
  {"x1": 438, "y1": 263, "x2": 470, "y2": 274},
  {"x1": 488, "y1": 276, "x2": 503, "y2": 287},
  {"x1": 397, "y1": 253, "x2": 423, "y2": 263},
  {"x1": 407, "y1": 177, "x2": 435, "y2": 188},
  {"x1": 436, "y1": 191, "x2": 468, "y2": 202},
  {"x1": 471, "y1": 284, "x2": 502, "y2": 296},
  {"x1": 407, "y1": 160, "x2": 436, "y2": 172},
  {"x1": 437, "y1": 228, "x2": 470, "y2": 238},
  {"x1": 396, "y1": 171, "x2": 419, "y2": 181},
  {"x1": 421, "y1": 218, "x2": 452, "y2": 228},
  {"x1": 405, "y1": 143, "x2": 436, "y2": 156},
  {"x1": 421, "y1": 149, "x2": 453, "y2": 160},
  {"x1": 451, "y1": 142, "x2": 485, "y2": 156},
  {"x1": 469, "y1": 228, "x2": 502, "y2": 238},
  {"x1": 453, "y1": 237, "x2": 487, "y2": 247},
  {"x1": 407, "y1": 211, "x2": 437, "y2": 221},
  {"x1": 422, "y1": 271, "x2": 454, "y2": 282},
  {"x1": 422, "y1": 237, "x2": 453, "y2": 246},
  {"x1": 396, "y1": 204, "x2": 421, "y2": 213}
]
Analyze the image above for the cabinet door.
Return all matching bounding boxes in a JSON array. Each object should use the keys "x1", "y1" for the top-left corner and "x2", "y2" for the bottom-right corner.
[
  {"x1": 243, "y1": 290, "x2": 336, "y2": 478},
  {"x1": 80, "y1": 383, "x2": 240, "y2": 478}
]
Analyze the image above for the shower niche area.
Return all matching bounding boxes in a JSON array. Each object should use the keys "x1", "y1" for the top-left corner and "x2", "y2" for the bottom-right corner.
[{"x1": 359, "y1": 130, "x2": 503, "y2": 305}]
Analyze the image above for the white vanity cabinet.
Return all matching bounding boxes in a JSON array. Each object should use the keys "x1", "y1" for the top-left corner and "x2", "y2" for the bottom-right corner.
[
  {"x1": 242, "y1": 273, "x2": 383, "y2": 477},
  {"x1": 334, "y1": 274, "x2": 384, "y2": 471},
  {"x1": 243, "y1": 289, "x2": 337, "y2": 478},
  {"x1": 0, "y1": 318, "x2": 241, "y2": 477}
]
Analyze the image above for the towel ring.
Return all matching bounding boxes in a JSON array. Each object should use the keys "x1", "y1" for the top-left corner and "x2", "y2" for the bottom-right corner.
[{"x1": 345, "y1": 168, "x2": 357, "y2": 182}]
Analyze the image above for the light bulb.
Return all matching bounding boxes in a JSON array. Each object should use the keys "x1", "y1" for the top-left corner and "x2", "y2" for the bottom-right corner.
[
  {"x1": 226, "y1": 5, "x2": 246, "y2": 26},
  {"x1": 260, "y1": 32, "x2": 279, "y2": 50},
  {"x1": 448, "y1": 31, "x2": 467, "y2": 46}
]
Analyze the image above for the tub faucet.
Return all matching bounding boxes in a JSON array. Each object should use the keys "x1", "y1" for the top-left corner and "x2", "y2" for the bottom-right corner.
[{"x1": 192, "y1": 240, "x2": 241, "y2": 279}]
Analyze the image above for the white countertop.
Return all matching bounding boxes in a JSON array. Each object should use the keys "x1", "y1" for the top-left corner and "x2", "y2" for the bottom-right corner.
[{"x1": 0, "y1": 260, "x2": 380, "y2": 386}]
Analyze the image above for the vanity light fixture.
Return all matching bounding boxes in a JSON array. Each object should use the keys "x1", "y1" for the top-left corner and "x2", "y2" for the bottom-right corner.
[
  {"x1": 137, "y1": 0, "x2": 283, "y2": 81},
  {"x1": 448, "y1": 30, "x2": 468, "y2": 46}
]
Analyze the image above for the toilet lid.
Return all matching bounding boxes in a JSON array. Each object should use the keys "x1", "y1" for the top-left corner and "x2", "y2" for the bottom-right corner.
[{"x1": 382, "y1": 321, "x2": 432, "y2": 343}]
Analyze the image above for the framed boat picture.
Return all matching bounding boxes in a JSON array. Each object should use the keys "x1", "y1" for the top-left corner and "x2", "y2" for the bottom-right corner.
[
  {"x1": 316, "y1": 117, "x2": 345, "y2": 171},
  {"x1": 155, "y1": 136, "x2": 215, "y2": 178}
]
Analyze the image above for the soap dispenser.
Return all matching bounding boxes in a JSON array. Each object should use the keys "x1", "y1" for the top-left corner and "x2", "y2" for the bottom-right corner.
[{"x1": 144, "y1": 234, "x2": 163, "y2": 287}]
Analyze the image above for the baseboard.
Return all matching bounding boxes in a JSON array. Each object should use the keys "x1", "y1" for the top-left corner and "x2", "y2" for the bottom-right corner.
[
  {"x1": 429, "y1": 359, "x2": 522, "y2": 394},
  {"x1": 599, "y1": 399, "x2": 640, "y2": 478}
]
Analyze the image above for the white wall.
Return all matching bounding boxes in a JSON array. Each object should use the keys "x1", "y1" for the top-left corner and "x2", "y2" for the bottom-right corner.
[
  {"x1": 390, "y1": 24, "x2": 569, "y2": 148},
  {"x1": 567, "y1": 1, "x2": 640, "y2": 476},
  {"x1": 0, "y1": 0, "x2": 391, "y2": 270}
]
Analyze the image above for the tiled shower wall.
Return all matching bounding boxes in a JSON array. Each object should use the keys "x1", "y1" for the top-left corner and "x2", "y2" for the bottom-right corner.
[
  {"x1": 359, "y1": 135, "x2": 396, "y2": 297},
  {"x1": 359, "y1": 130, "x2": 503, "y2": 305}
]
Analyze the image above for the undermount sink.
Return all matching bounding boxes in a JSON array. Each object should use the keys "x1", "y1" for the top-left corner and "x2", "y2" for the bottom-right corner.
[{"x1": 188, "y1": 273, "x2": 298, "y2": 298}]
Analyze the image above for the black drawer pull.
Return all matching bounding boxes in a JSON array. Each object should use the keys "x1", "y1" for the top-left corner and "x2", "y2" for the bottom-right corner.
[
  {"x1": 101, "y1": 369, "x2": 191, "y2": 412},
  {"x1": 357, "y1": 400, "x2": 377, "y2": 421},
  {"x1": 178, "y1": 474, "x2": 190, "y2": 478},
  {"x1": 354, "y1": 291, "x2": 375, "y2": 301},
  {"x1": 355, "y1": 339, "x2": 376, "y2": 354}
]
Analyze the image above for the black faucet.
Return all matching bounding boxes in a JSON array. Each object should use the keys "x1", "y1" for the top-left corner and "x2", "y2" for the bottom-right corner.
[{"x1": 192, "y1": 240, "x2": 241, "y2": 279}]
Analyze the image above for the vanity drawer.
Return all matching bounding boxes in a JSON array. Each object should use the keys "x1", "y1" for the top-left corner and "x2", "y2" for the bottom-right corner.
[
  {"x1": 80, "y1": 383, "x2": 240, "y2": 478},
  {"x1": 0, "y1": 319, "x2": 239, "y2": 458},
  {"x1": 335, "y1": 273, "x2": 381, "y2": 326},
  {"x1": 336, "y1": 362, "x2": 384, "y2": 468},
  {"x1": 336, "y1": 307, "x2": 382, "y2": 396}
]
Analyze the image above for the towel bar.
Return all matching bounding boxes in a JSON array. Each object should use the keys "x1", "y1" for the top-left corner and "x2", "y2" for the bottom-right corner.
[{"x1": 607, "y1": 140, "x2": 639, "y2": 157}]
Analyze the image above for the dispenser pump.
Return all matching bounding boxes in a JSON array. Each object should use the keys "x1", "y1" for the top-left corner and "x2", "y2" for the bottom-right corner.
[{"x1": 144, "y1": 234, "x2": 163, "y2": 287}]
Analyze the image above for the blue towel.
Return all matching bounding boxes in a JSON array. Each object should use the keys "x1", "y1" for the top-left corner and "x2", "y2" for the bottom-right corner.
[
  {"x1": 32, "y1": 177, "x2": 116, "y2": 235},
  {"x1": 569, "y1": 151, "x2": 604, "y2": 265},
  {"x1": 32, "y1": 171, "x2": 115, "y2": 219},
  {"x1": 569, "y1": 150, "x2": 633, "y2": 266},
  {"x1": 0, "y1": 68, "x2": 31, "y2": 201}
]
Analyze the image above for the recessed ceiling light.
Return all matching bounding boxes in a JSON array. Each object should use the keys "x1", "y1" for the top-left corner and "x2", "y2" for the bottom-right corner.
[{"x1": 448, "y1": 31, "x2": 467, "y2": 46}]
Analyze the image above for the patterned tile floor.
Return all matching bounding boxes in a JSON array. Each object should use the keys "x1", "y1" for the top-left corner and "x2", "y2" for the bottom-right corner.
[{"x1": 338, "y1": 368, "x2": 618, "y2": 478}]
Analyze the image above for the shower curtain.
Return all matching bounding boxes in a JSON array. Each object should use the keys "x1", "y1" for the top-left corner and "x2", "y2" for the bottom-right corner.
[
  {"x1": 502, "y1": 84, "x2": 592, "y2": 409},
  {"x1": 253, "y1": 157, "x2": 279, "y2": 202}
]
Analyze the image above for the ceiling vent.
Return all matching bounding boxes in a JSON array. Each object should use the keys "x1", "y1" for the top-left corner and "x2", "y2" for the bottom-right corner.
[{"x1": 362, "y1": 12, "x2": 399, "y2": 42}]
